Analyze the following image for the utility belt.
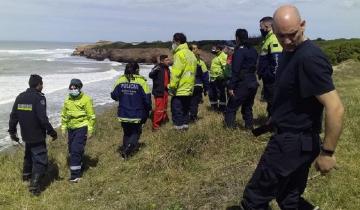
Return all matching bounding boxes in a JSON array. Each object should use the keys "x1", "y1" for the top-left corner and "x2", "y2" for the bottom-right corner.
[{"x1": 273, "y1": 126, "x2": 320, "y2": 135}]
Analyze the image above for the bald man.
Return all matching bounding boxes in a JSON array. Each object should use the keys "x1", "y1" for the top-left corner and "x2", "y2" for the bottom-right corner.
[{"x1": 239, "y1": 5, "x2": 344, "y2": 210}]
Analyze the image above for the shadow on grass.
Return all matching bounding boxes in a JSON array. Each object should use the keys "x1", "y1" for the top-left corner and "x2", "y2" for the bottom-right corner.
[
  {"x1": 205, "y1": 106, "x2": 224, "y2": 114},
  {"x1": 41, "y1": 158, "x2": 61, "y2": 192},
  {"x1": 226, "y1": 206, "x2": 242, "y2": 210},
  {"x1": 82, "y1": 154, "x2": 99, "y2": 172},
  {"x1": 116, "y1": 142, "x2": 146, "y2": 159}
]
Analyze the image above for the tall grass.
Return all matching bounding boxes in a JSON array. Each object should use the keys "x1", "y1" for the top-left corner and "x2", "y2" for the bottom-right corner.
[{"x1": 0, "y1": 61, "x2": 359, "y2": 209}]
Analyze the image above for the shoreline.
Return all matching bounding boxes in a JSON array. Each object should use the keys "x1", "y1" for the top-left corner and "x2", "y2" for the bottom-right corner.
[{"x1": 0, "y1": 102, "x2": 116, "y2": 155}]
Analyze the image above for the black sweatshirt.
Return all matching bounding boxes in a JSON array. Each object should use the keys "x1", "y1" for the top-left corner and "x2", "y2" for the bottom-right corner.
[{"x1": 8, "y1": 88, "x2": 56, "y2": 143}]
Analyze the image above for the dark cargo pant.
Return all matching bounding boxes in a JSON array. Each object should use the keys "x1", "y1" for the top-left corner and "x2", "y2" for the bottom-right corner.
[
  {"x1": 209, "y1": 79, "x2": 227, "y2": 112},
  {"x1": 171, "y1": 96, "x2": 191, "y2": 127},
  {"x1": 23, "y1": 141, "x2": 48, "y2": 177},
  {"x1": 121, "y1": 122, "x2": 142, "y2": 148},
  {"x1": 241, "y1": 131, "x2": 320, "y2": 210},
  {"x1": 263, "y1": 83, "x2": 274, "y2": 117},
  {"x1": 224, "y1": 86, "x2": 257, "y2": 129},
  {"x1": 68, "y1": 126, "x2": 87, "y2": 179},
  {"x1": 189, "y1": 86, "x2": 203, "y2": 121}
]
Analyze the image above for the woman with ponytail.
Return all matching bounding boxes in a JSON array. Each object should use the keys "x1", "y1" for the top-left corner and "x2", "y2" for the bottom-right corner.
[{"x1": 111, "y1": 62, "x2": 151, "y2": 159}]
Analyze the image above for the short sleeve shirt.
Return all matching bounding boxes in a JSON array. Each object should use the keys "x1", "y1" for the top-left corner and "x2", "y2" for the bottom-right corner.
[{"x1": 271, "y1": 40, "x2": 335, "y2": 132}]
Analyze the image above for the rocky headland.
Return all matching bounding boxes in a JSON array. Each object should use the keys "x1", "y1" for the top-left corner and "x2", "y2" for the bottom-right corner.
[{"x1": 72, "y1": 41, "x2": 214, "y2": 65}]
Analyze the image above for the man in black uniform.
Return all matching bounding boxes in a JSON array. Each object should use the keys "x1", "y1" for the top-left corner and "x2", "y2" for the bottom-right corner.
[
  {"x1": 224, "y1": 29, "x2": 259, "y2": 130},
  {"x1": 8, "y1": 74, "x2": 57, "y2": 196},
  {"x1": 239, "y1": 5, "x2": 344, "y2": 210}
]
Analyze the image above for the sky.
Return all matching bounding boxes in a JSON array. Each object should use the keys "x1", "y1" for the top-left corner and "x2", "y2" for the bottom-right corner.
[{"x1": 0, "y1": 0, "x2": 359, "y2": 42}]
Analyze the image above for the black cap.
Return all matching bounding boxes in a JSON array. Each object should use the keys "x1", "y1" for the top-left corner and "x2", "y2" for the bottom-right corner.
[
  {"x1": 69, "y1": 78, "x2": 83, "y2": 89},
  {"x1": 28, "y1": 74, "x2": 43, "y2": 88}
]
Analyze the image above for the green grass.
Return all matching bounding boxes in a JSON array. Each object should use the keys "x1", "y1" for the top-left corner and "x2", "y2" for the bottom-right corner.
[{"x1": 1, "y1": 61, "x2": 360, "y2": 209}]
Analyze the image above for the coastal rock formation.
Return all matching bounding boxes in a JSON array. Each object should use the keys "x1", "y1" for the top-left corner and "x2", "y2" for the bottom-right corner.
[{"x1": 72, "y1": 41, "x2": 214, "y2": 65}]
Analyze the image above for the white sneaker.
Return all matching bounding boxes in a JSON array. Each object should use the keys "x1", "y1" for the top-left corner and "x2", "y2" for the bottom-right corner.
[
  {"x1": 69, "y1": 177, "x2": 81, "y2": 183},
  {"x1": 174, "y1": 125, "x2": 183, "y2": 130},
  {"x1": 182, "y1": 124, "x2": 189, "y2": 130}
]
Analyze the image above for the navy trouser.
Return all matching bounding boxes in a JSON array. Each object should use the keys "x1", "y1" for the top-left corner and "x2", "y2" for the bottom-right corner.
[
  {"x1": 23, "y1": 141, "x2": 48, "y2": 176},
  {"x1": 189, "y1": 86, "x2": 203, "y2": 120},
  {"x1": 68, "y1": 126, "x2": 87, "y2": 179},
  {"x1": 241, "y1": 131, "x2": 320, "y2": 210},
  {"x1": 121, "y1": 122, "x2": 142, "y2": 147},
  {"x1": 209, "y1": 79, "x2": 227, "y2": 111},
  {"x1": 224, "y1": 86, "x2": 257, "y2": 128},
  {"x1": 263, "y1": 83, "x2": 274, "y2": 117},
  {"x1": 171, "y1": 96, "x2": 191, "y2": 126}
]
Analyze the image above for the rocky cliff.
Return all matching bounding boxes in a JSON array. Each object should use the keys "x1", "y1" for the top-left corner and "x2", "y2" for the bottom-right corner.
[{"x1": 72, "y1": 41, "x2": 214, "y2": 65}]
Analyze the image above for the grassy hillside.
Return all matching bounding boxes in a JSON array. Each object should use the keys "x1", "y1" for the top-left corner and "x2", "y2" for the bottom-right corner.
[
  {"x1": 0, "y1": 61, "x2": 360, "y2": 209},
  {"x1": 314, "y1": 39, "x2": 360, "y2": 65}
]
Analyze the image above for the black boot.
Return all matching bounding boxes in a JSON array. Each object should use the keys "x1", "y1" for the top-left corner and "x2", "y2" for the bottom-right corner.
[
  {"x1": 299, "y1": 197, "x2": 320, "y2": 210},
  {"x1": 29, "y1": 174, "x2": 42, "y2": 196},
  {"x1": 121, "y1": 144, "x2": 133, "y2": 160},
  {"x1": 22, "y1": 173, "x2": 32, "y2": 182}
]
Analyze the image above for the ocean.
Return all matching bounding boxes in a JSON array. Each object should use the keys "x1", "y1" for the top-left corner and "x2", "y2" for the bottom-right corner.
[{"x1": 0, "y1": 41, "x2": 153, "y2": 151}]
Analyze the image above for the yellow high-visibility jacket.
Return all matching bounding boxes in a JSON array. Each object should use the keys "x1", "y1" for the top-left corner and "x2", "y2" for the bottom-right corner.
[
  {"x1": 61, "y1": 93, "x2": 96, "y2": 134},
  {"x1": 168, "y1": 43, "x2": 197, "y2": 96}
]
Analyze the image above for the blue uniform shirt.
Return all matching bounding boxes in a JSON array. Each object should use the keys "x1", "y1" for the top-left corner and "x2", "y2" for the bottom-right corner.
[
  {"x1": 228, "y1": 45, "x2": 258, "y2": 90},
  {"x1": 271, "y1": 40, "x2": 335, "y2": 132}
]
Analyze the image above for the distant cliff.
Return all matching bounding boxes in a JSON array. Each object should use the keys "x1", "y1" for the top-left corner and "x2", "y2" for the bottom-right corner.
[{"x1": 72, "y1": 41, "x2": 214, "y2": 65}]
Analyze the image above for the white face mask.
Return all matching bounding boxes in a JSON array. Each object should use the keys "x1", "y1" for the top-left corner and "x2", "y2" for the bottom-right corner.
[
  {"x1": 172, "y1": 43, "x2": 178, "y2": 50},
  {"x1": 69, "y1": 89, "x2": 80, "y2": 97}
]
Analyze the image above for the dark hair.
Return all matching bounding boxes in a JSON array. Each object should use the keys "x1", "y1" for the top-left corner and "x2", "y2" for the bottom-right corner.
[
  {"x1": 124, "y1": 62, "x2": 139, "y2": 81},
  {"x1": 159, "y1": 55, "x2": 168, "y2": 62},
  {"x1": 189, "y1": 44, "x2": 198, "y2": 51},
  {"x1": 235, "y1": 28, "x2": 251, "y2": 48},
  {"x1": 260, "y1": 16, "x2": 273, "y2": 23},
  {"x1": 28, "y1": 74, "x2": 43, "y2": 88},
  {"x1": 69, "y1": 78, "x2": 83, "y2": 89},
  {"x1": 173, "y1": 33, "x2": 187, "y2": 44}
]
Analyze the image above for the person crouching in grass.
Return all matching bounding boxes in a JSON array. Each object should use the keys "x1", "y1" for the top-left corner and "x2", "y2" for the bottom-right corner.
[
  {"x1": 111, "y1": 62, "x2": 152, "y2": 159},
  {"x1": 61, "y1": 79, "x2": 96, "y2": 182}
]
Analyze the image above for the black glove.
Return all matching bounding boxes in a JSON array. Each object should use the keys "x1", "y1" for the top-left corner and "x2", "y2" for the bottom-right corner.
[
  {"x1": 10, "y1": 133, "x2": 20, "y2": 142},
  {"x1": 168, "y1": 88, "x2": 176, "y2": 96},
  {"x1": 252, "y1": 124, "x2": 272, "y2": 137},
  {"x1": 48, "y1": 130, "x2": 58, "y2": 141}
]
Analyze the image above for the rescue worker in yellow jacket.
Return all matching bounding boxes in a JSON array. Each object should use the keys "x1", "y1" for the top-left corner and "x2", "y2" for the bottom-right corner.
[
  {"x1": 209, "y1": 45, "x2": 228, "y2": 112},
  {"x1": 168, "y1": 32, "x2": 197, "y2": 130},
  {"x1": 61, "y1": 79, "x2": 96, "y2": 182},
  {"x1": 189, "y1": 44, "x2": 210, "y2": 122}
]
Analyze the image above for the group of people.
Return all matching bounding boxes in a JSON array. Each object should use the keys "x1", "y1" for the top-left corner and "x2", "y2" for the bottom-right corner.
[{"x1": 8, "y1": 4, "x2": 345, "y2": 210}]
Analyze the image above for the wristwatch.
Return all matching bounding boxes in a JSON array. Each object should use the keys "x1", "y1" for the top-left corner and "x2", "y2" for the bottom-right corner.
[{"x1": 321, "y1": 146, "x2": 335, "y2": 156}]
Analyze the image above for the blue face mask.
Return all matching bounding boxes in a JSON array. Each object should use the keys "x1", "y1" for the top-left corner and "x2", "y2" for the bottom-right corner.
[{"x1": 69, "y1": 89, "x2": 80, "y2": 97}]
